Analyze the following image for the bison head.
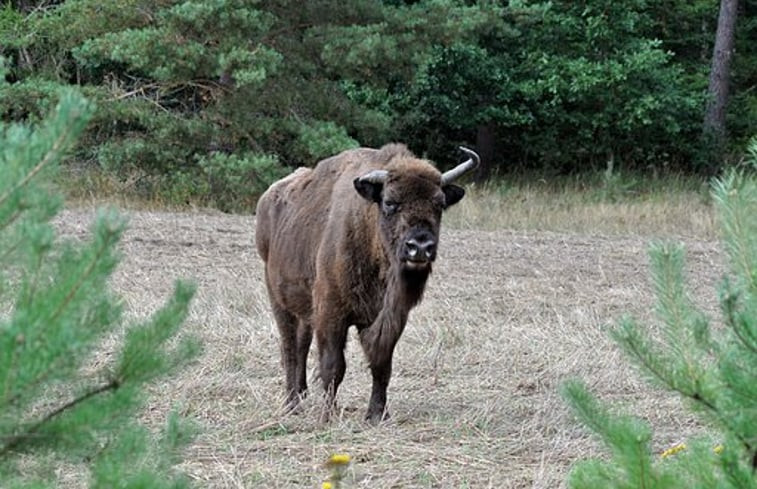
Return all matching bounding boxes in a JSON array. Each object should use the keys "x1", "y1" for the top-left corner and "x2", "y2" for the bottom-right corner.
[{"x1": 353, "y1": 147, "x2": 479, "y2": 274}]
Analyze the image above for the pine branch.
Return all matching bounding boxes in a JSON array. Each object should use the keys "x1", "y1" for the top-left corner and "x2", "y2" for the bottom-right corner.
[
  {"x1": 1, "y1": 223, "x2": 119, "y2": 411},
  {"x1": 0, "y1": 207, "x2": 23, "y2": 236},
  {"x1": 49, "y1": 228, "x2": 114, "y2": 324},
  {"x1": 21, "y1": 229, "x2": 116, "y2": 397},
  {"x1": 0, "y1": 126, "x2": 72, "y2": 209},
  {"x1": 616, "y1": 324, "x2": 752, "y2": 449},
  {"x1": 615, "y1": 322, "x2": 688, "y2": 395},
  {"x1": 0, "y1": 237, "x2": 21, "y2": 265},
  {"x1": 0, "y1": 378, "x2": 121, "y2": 456},
  {"x1": 1, "y1": 335, "x2": 24, "y2": 407},
  {"x1": 636, "y1": 442, "x2": 648, "y2": 489},
  {"x1": 721, "y1": 288, "x2": 757, "y2": 354},
  {"x1": 634, "y1": 341, "x2": 755, "y2": 470}
]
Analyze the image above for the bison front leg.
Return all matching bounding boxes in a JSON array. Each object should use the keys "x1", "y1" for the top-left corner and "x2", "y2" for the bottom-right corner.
[
  {"x1": 359, "y1": 323, "x2": 401, "y2": 424},
  {"x1": 367, "y1": 358, "x2": 392, "y2": 424}
]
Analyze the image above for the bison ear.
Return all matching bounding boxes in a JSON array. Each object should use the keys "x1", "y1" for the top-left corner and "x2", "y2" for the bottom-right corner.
[
  {"x1": 442, "y1": 184, "x2": 465, "y2": 209},
  {"x1": 354, "y1": 177, "x2": 383, "y2": 203}
]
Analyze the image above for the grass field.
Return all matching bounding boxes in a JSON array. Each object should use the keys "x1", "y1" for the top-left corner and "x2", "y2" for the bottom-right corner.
[{"x1": 52, "y1": 186, "x2": 724, "y2": 488}]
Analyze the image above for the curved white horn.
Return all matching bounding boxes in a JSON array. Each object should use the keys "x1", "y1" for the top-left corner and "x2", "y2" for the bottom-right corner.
[
  {"x1": 357, "y1": 169, "x2": 389, "y2": 184},
  {"x1": 441, "y1": 147, "x2": 480, "y2": 185}
]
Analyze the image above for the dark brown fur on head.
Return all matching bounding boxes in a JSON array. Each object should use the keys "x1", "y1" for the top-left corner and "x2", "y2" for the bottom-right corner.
[
  {"x1": 255, "y1": 143, "x2": 469, "y2": 423},
  {"x1": 355, "y1": 149, "x2": 465, "y2": 276}
]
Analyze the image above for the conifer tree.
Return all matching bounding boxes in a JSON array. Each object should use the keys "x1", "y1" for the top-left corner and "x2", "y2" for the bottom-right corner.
[
  {"x1": 0, "y1": 61, "x2": 200, "y2": 487},
  {"x1": 562, "y1": 140, "x2": 757, "y2": 488}
]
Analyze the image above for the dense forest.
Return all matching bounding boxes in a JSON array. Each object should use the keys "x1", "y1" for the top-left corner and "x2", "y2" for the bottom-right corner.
[{"x1": 1, "y1": 0, "x2": 755, "y2": 208}]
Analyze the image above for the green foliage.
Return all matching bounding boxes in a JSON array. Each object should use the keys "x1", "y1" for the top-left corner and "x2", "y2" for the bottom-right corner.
[
  {"x1": 561, "y1": 142, "x2": 757, "y2": 488},
  {"x1": 72, "y1": 1, "x2": 281, "y2": 84},
  {"x1": 396, "y1": 41, "x2": 524, "y2": 154},
  {"x1": 0, "y1": 3, "x2": 24, "y2": 44},
  {"x1": 0, "y1": 0, "x2": 755, "y2": 206},
  {"x1": 0, "y1": 89, "x2": 200, "y2": 486},
  {"x1": 344, "y1": 0, "x2": 718, "y2": 173},
  {"x1": 294, "y1": 120, "x2": 359, "y2": 162},
  {"x1": 508, "y1": 1, "x2": 703, "y2": 171},
  {"x1": 195, "y1": 151, "x2": 287, "y2": 211}
]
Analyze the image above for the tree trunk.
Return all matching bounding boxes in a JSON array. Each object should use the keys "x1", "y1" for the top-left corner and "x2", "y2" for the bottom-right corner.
[
  {"x1": 703, "y1": 0, "x2": 739, "y2": 139},
  {"x1": 474, "y1": 123, "x2": 496, "y2": 183}
]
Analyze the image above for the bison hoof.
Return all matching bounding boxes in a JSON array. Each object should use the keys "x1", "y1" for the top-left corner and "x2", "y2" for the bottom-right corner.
[
  {"x1": 365, "y1": 409, "x2": 390, "y2": 425},
  {"x1": 284, "y1": 392, "x2": 307, "y2": 414},
  {"x1": 285, "y1": 400, "x2": 304, "y2": 415}
]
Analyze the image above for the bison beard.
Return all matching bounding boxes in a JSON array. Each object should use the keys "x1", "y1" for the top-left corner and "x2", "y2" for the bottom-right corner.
[{"x1": 255, "y1": 143, "x2": 478, "y2": 424}]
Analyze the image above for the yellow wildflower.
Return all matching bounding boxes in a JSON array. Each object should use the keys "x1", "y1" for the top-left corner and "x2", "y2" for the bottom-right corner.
[
  {"x1": 323, "y1": 452, "x2": 351, "y2": 488},
  {"x1": 661, "y1": 443, "x2": 687, "y2": 458},
  {"x1": 713, "y1": 444, "x2": 724, "y2": 454},
  {"x1": 327, "y1": 453, "x2": 351, "y2": 466}
]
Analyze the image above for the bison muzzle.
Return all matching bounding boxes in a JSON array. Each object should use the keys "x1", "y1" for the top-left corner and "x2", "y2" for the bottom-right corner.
[{"x1": 255, "y1": 143, "x2": 478, "y2": 423}]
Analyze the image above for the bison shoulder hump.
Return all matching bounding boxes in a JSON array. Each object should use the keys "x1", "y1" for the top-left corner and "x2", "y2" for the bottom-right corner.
[{"x1": 376, "y1": 143, "x2": 413, "y2": 163}]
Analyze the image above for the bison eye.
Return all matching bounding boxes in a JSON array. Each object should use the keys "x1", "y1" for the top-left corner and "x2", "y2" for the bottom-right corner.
[{"x1": 382, "y1": 200, "x2": 399, "y2": 215}]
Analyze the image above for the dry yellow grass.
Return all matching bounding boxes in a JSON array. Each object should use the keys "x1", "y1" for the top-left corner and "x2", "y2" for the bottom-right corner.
[
  {"x1": 48, "y1": 187, "x2": 723, "y2": 488},
  {"x1": 445, "y1": 183, "x2": 716, "y2": 239},
  {"x1": 60, "y1": 169, "x2": 717, "y2": 239}
]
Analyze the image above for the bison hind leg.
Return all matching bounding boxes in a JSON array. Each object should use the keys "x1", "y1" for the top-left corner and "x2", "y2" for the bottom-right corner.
[
  {"x1": 292, "y1": 318, "x2": 313, "y2": 407},
  {"x1": 272, "y1": 305, "x2": 312, "y2": 411},
  {"x1": 316, "y1": 323, "x2": 349, "y2": 422}
]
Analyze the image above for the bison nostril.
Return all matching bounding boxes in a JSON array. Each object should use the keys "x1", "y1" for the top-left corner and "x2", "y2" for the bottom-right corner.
[
  {"x1": 405, "y1": 240, "x2": 420, "y2": 258},
  {"x1": 425, "y1": 244, "x2": 436, "y2": 258},
  {"x1": 405, "y1": 238, "x2": 436, "y2": 261}
]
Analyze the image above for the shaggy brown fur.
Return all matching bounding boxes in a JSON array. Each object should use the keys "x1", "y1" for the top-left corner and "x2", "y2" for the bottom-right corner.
[{"x1": 255, "y1": 143, "x2": 469, "y2": 423}]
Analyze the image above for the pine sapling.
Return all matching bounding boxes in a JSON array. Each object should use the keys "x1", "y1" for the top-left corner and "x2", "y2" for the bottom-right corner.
[
  {"x1": 562, "y1": 140, "x2": 757, "y2": 488},
  {"x1": 0, "y1": 83, "x2": 201, "y2": 486}
]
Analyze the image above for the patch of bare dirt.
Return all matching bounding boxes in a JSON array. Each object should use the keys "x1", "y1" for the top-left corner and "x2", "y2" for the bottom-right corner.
[{"x1": 53, "y1": 208, "x2": 726, "y2": 488}]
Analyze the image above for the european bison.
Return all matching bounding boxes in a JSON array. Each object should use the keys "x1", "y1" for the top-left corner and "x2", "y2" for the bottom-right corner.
[{"x1": 255, "y1": 143, "x2": 478, "y2": 423}]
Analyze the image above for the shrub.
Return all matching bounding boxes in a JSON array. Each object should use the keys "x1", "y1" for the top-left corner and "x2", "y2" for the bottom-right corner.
[{"x1": 196, "y1": 151, "x2": 286, "y2": 211}]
